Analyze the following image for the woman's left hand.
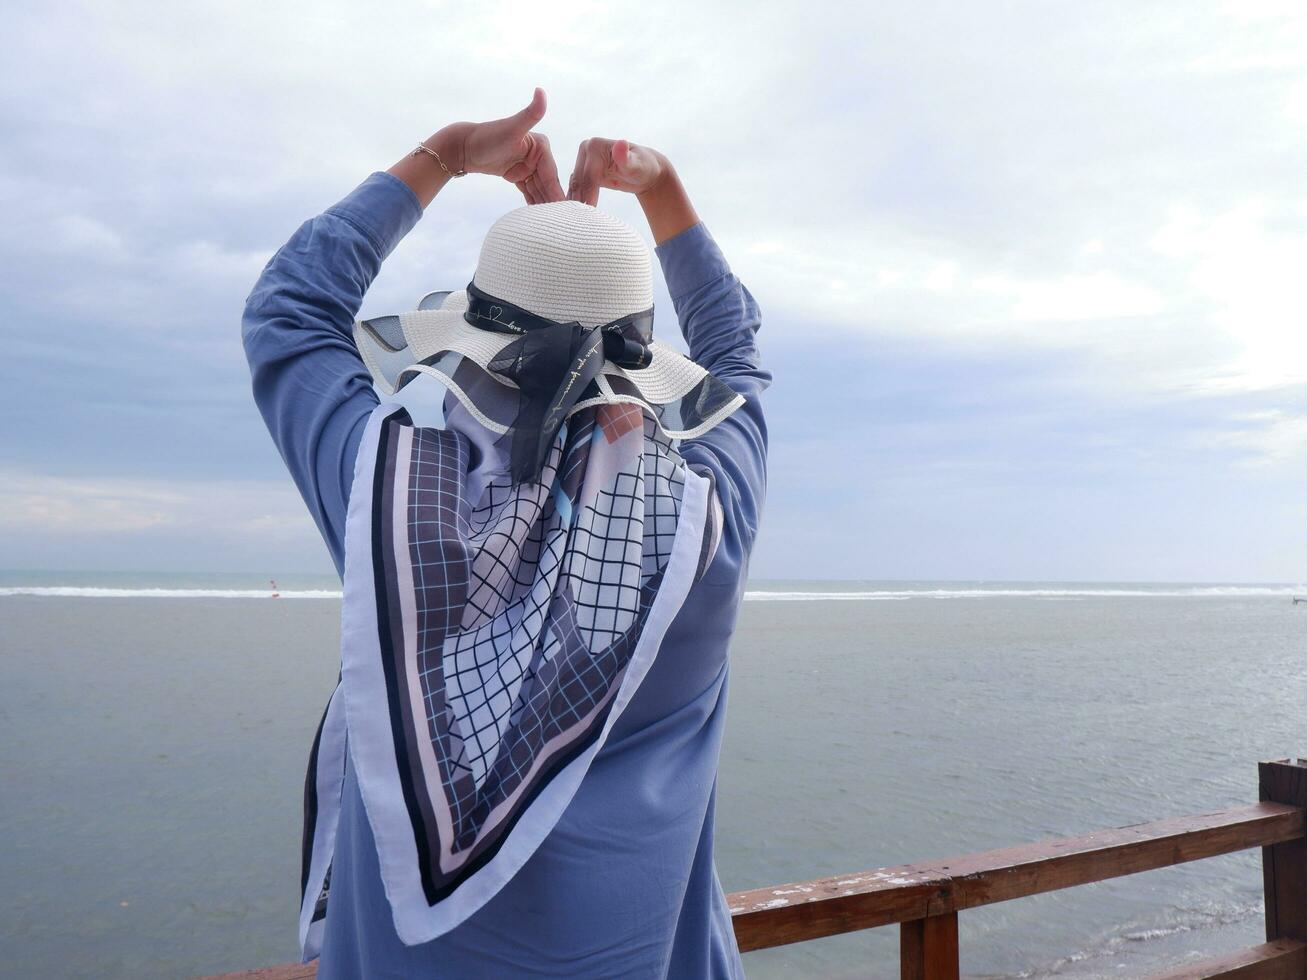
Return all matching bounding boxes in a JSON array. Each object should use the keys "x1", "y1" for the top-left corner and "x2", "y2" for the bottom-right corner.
[
  {"x1": 450, "y1": 88, "x2": 566, "y2": 204},
  {"x1": 394, "y1": 87, "x2": 565, "y2": 206}
]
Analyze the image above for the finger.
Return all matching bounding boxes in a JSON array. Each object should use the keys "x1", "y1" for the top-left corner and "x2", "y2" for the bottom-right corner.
[
  {"x1": 566, "y1": 139, "x2": 591, "y2": 203},
  {"x1": 503, "y1": 157, "x2": 531, "y2": 184},
  {"x1": 477, "y1": 87, "x2": 547, "y2": 173},
  {"x1": 577, "y1": 151, "x2": 603, "y2": 206},
  {"x1": 613, "y1": 139, "x2": 631, "y2": 172},
  {"x1": 614, "y1": 140, "x2": 652, "y2": 191},
  {"x1": 509, "y1": 86, "x2": 547, "y2": 133},
  {"x1": 502, "y1": 132, "x2": 541, "y2": 184},
  {"x1": 568, "y1": 138, "x2": 608, "y2": 206},
  {"x1": 533, "y1": 133, "x2": 565, "y2": 203},
  {"x1": 612, "y1": 139, "x2": 641, "y2": 188},
  {"x1": 516, "y1": 178, "x2": 538, "y2": 205},
  {"x1": 583, "y1": 140, "x2": 614, "y2": 205}
]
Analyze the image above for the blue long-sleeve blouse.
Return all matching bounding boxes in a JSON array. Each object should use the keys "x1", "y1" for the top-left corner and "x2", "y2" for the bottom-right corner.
[{"x1": 242, "y1": 171, "x2": 769, "y2": 979}]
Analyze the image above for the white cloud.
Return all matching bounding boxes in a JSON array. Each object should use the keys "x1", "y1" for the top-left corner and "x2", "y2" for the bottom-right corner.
[
  {"x1": 53, "y1": 214, "x2": 126, "y2": 256},
  {"x1": 175, "y1": 240, "x2": 271, "y2": 284},
  {"x1": 924, "y1": 262, "x2": 958, "y2": 292},
  {"x1": 1151, "y1": 201, "x2": 1307, "y2": 390},
  {"x1": 0, "y1": 473, "x2": 180, "y2": 533},
  {"x1": 972, "y1": 270, "x2": 1164, "y2": 323},
  {"x1": 1195, "y1": 411, "x2": 1307, "y2": 465},
  {"x1": 0, "y1": 470, "x2": 314, "y2": 538}
]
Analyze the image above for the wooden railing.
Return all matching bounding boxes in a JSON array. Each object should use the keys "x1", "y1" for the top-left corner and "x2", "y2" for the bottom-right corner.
[{"x1": 202, "y1": 759, "x2": 1307, "y2": 979}]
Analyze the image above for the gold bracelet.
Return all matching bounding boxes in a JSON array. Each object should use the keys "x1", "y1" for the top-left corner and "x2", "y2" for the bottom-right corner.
[{"x1": 412, "y1": 141, "x2": 467, "y2": 178}]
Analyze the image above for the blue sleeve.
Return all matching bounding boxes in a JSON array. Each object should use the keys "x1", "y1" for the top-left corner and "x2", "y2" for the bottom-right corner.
[
  {"x1": 654, "y1": 223, "x2": 771, "y2": 567},
  {"x1": 242, "y1": 171, "x2": 424, "y2": 574}
]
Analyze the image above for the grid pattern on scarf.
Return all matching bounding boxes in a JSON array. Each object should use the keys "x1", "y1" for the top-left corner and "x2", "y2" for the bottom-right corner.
[{"x1": 402, "y1": 410, "x2": 686, "y2": 848}]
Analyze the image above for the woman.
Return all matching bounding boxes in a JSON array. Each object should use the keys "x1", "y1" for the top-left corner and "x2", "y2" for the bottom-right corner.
[{"x1": 242, "y1": 88, "x2": 769, "y2": 979}]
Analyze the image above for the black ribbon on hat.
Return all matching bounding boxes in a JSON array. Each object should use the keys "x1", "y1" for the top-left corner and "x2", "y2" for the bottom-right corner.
[{"x1": 466, "y1": 281, "x2": 655, "y2": 483}]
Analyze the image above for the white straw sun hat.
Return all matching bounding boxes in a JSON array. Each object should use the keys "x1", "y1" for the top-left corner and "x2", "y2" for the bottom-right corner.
[{"x1": 353, "y1": 200, "x2": 743, "y2": 452}]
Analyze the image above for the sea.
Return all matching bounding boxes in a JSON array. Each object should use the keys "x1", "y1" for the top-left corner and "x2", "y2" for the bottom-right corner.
[{"x1": 1, "y1": 571, "x2": 1304, "y2": 979}]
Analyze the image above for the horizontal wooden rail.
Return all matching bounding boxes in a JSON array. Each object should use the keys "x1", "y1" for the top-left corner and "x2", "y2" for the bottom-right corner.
[
  {"x1": 200, "y1": 793, "x2": 1307, "y2": 980},
  {"x1": 730, "y1": 802, "x2": 1304, "y2": 951},
  {"x1": 1147, "y1": 939, "x2": 1307, "y2": 979},
  {"x1": 201, "y1": 968, "x2": 316, "y2": 980}
]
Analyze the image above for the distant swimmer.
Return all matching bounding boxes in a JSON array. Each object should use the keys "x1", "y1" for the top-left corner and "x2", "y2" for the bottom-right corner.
[{"x1": 269, "y1": 579, "x2": 280, "y2": 599}]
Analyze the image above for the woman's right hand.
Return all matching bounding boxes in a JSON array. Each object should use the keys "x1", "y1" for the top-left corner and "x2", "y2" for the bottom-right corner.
[
  {"x1": 567, "y1": 138, "x2": 698, "y2": 244},
  {"x1": 566, "y1": 139, "x2": 671, "y2": 204}
]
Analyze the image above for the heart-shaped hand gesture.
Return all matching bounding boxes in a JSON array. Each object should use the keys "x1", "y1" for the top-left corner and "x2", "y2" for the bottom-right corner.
[{"x1": 396, "y1": 91, "x2": 693, "y2": 240}]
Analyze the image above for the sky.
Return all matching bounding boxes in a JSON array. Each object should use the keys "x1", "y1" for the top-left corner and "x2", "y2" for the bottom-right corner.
[{"x1": 2, "y1": 0, "x2": 1305, "y2": 582}]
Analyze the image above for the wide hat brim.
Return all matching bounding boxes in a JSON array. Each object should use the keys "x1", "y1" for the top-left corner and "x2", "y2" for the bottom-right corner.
[{"x1": 354, "y1": 289, "x2": 744, "y2": 442}]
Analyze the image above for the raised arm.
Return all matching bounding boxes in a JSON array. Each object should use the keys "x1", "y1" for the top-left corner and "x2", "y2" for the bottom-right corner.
[
  {"x1": 242, "y1": 89, "x2": 565, "y2": 572},
  {"x1": 568, "y1": 140, "x2": 771, "y2": 566}
]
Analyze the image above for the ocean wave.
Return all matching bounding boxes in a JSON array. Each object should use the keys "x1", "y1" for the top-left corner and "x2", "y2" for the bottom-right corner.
[
  {"x1": 743, "y1": 586, "x2": 1303, "y2": 601},
  {"x1": 992, "y1": 900, "x2": 1263, "y2": 979},
  {"x1": 0, "y1": 586, "x2": 342, "y2": 599}
]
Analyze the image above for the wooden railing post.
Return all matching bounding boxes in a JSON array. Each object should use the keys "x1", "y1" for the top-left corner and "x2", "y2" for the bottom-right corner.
[
  {"x1": 1260, "y1": 758, "x2": 1307, "y2": 941},
  {"x1": 900, "y1": 912, "x2": 959, "y2": 980}
]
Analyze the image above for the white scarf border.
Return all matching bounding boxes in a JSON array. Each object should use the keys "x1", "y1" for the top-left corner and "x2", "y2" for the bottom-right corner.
[{"x1": 297, "y1": 401, "x2": 711, "y2": 959}]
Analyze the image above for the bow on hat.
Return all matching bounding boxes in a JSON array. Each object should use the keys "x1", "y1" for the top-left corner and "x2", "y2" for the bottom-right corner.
[{"x1": 464, "y1": 281, "x2": 655, "y2": 483}]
